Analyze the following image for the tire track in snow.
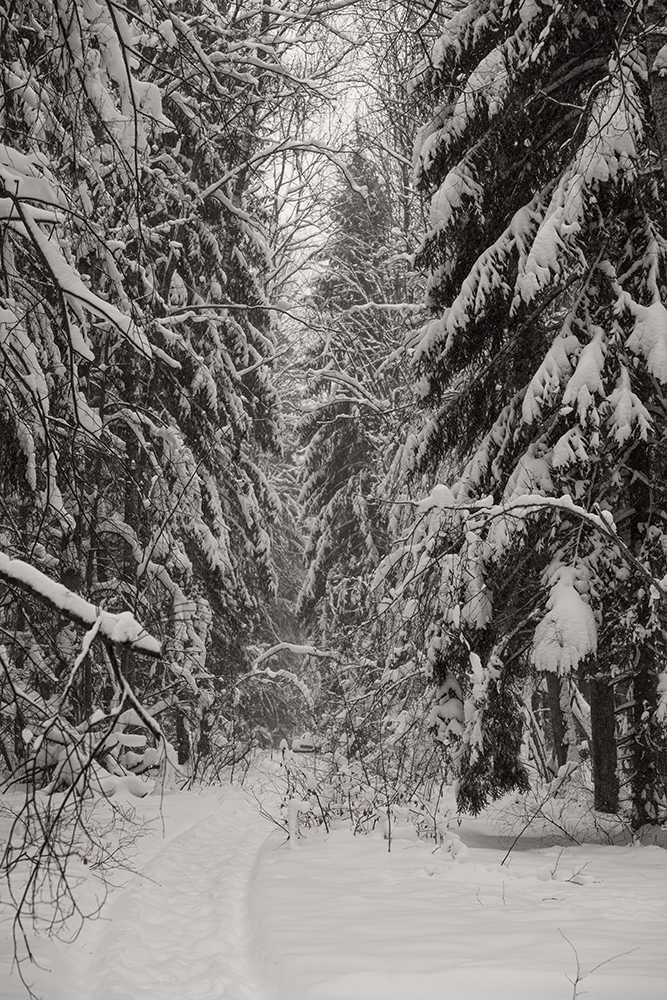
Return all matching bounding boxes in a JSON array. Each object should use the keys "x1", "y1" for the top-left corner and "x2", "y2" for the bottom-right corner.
[{"x1": 83, "y1": 792, "x2": 271, "y2": 1000}]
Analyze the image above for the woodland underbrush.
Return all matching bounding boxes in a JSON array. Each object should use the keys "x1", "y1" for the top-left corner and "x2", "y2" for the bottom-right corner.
[
  {"x1": 245, "y1": 729, "x2": 456, "y2": 849},
  {"x1": 489, "y1": 766, "x2": 627, "y2": 849},
  {"x1": 487, "y1": 763, "x2": 667, "y2": 854},
  {"x1": 0, "y1": 785, "x2": 153, "y2": 988},
  {"x1": 245, "y1": 736, "x2": 667, "y2": 855}
]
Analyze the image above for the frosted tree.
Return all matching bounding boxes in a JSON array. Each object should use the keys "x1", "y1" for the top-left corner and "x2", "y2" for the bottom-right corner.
[
  {"x1": 0, "y1": 0, "x2": 346, "y2": 792},
  {"x1": 382, "y1": 0, "x2": 667, "y2": 823},
  {"x1": 292, "y1": 7, "x2": 447, "y2": 807},
  {"x1": 297, "y1": 153, "x2": 406, "y2": 638}
]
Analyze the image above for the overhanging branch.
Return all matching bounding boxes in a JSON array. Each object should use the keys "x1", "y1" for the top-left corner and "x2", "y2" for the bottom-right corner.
[{"x1": 0, "y1": 551, "x2": 161, "y2": 658}]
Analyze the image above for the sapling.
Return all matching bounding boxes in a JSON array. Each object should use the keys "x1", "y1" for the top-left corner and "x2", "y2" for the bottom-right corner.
[{"x1": 559, "y1": 929, "x2": 638, "y2": 1000}]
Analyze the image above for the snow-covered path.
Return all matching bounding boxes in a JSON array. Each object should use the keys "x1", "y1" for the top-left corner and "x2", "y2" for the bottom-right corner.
[
  {"x1": 43, "y1": 788, "x2": 272, "y2": 1000},
  {"x1": 3, "y1": 775, "x2": 667, "y2": 1000}
]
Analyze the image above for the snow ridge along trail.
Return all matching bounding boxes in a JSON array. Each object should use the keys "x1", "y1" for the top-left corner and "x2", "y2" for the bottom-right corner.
[{"x1": 63, "y1": 788, "x2": 271, "y2": 1000}]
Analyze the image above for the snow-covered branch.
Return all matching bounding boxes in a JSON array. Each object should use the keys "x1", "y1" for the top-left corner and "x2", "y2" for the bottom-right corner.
[
  {"x1": 250, "y1": 642, "x2": 341, "y2": 669},
  {"x1": 0, "y1": 552, "x2": 161, "y2": 657},
  {"x1": 415, "y1": 487, "x2": 667, "y2": 603}
]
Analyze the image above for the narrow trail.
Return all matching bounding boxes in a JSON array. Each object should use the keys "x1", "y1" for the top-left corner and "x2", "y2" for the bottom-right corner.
[{"x1": 53, "y1": 789, "x2": 272, "y2": 1000}]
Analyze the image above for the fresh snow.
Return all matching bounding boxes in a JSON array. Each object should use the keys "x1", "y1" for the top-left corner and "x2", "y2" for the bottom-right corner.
[
  {"x1": 0, "y1": 552, "x2": 161, "y2": 657},
  {"x1": 533, "y1": 563, "x2": 598, "y2": 674},
  {"x1": 2, "y1": 768, "x2": 667, "y2": 1000}
]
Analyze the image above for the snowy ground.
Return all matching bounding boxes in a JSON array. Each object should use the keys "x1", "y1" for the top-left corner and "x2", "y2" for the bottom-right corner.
[{"x1": 1, "y1": 767, "x2": 666, "y2": 1000}]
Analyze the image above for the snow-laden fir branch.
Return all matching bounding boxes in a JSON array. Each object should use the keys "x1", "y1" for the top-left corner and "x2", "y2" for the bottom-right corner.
[
  {"x1": 414, "y1": 487, "x2": 667, "y2": 603},
  {"x1": 251, "y1": 641, "x2": 341, "y2": 669}
]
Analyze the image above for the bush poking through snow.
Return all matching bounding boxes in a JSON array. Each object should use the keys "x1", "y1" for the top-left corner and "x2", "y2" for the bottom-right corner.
[
  {"x1": 0, "y1": 787, "x2": 150, "y2": 978},
  {"x1": 490, "y1": 764, "x2": 632, "y2": 861},
  {"x1": 252, "y1": 738, "x2": 455, "y2": 853}
]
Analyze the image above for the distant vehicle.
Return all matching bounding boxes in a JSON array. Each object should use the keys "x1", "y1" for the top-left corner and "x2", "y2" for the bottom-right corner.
[{"x1": 291, "y1": 732, "x2": 317, "y2": 752}]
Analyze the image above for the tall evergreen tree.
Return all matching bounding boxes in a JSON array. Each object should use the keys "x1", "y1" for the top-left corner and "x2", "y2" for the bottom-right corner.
[
  {"x1": 387, "y1": 0, "x2": 667, "y2": 823},
  {"x1": 295, "y1": 0, "x2": 442, "y2": 646},
  {"x1": 297, "y1": 147, "x2": 422, "y2": 649}
]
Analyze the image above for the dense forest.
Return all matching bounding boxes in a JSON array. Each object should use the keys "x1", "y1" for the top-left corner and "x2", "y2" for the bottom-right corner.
[{"x1": 2, "y1": 0, "x2": 667, "y2": 952}]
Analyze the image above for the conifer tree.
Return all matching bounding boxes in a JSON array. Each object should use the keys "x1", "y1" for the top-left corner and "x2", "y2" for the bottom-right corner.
[
  {"x1": 298, "y1": 150, "x2": 409, "y2": 642},
  {"x1": 391, "y1": 0, "x2": 667, "y2": 823},
  {"x1": 0, "y1": 0, "x2": 324, "y2": 779},
  {"x1": 296, "y1": 0, "x2": 441, "y2": 647}
]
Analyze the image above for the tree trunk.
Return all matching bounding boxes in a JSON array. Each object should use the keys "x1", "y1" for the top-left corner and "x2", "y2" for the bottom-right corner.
[
  {"x1": 646, "y1": 0, "x2": 667, "y2": 189},
  {"x1": 176, "y1": 709, "x2": 190, "y2": 766},
  {"x1": 121, "y1": 353, "x2": 142, "y2": 693},
  {"x1": 631, "y1": 642, "x2": 659, "y2": 827},
  {"x1": 626, "y1": 438, "x2": 664, "y2": 828},
  {"x1": 546, "y1": 672, "x2": 568, "y2": 769},
  {"x1": 589, "y1": 670, "x2": 619, "y2": 813},
  {"x1": 561, "y1": 678, "x2": 581, "y2": 763}
]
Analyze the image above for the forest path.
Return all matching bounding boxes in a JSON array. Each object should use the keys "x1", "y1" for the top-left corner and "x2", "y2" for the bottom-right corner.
[
  {"x1": 53, "y1": 786, "x2": 273, "y2": 1000},
  {"x1": 6, "y1": 775, "x2": 667, "y2": 1000}
]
